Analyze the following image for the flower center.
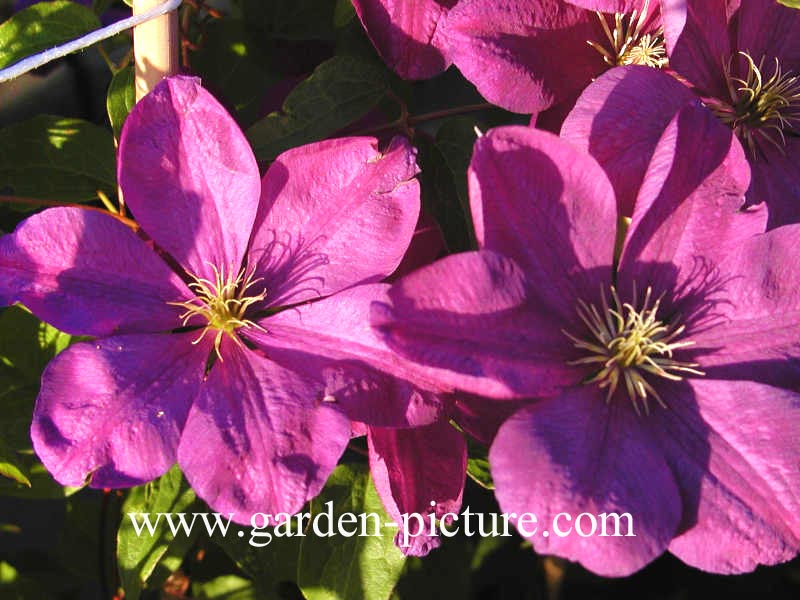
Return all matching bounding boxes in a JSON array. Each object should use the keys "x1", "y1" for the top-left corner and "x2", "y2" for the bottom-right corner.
[
  {"x1": 170, "y1": 263, "x2": 266, "y2": 359},
  {"x1": 564, "y1": 285, "x2": 703, "y2": 415},
  {"x1": 710, "y1": 52, "x2": 800, "y2": 155},
  {"x1": 587, "y1": 0, "x2": 668, "y2": 69}
]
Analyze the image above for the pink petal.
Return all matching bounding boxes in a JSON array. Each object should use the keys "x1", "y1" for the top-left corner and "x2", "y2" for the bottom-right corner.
[
  {"x1": 31, "y1": 333, "x2": 208, "y2": 487},
  {"x1": 490, "y1": 389, "x2": 682, "y2": 576},
  {"x1": 372, "y1": 250, "x2": 581, "y2": 399},
  {"x1": 443, "y1": 0, "x2": 605, "y2": 113},
  {"x1": 560, "y1": 66, "x2": 695, "y2": 216},
  {"x1": 690, "y1": 226, "x2": 800, "y2": 388},
  {"x1": 659, "y1": 379, "x2": 800, "y2": 573},
  {"x1": 660, "y1": 0, "x2": 733, "y2": 98},
  {"x1": 566, "y1": 0, "x2": 640, "y2": 10},
  {"x1": 352, "y1": 0, "x2": 455, "y2": 79},
  {"x1": 248, "y1": 136, "x2": 420, "y2": 307},
  {"x1": 177, "y1": 340, "x2": 351, "y2": 523},
  {"x1": 368, "y1": 419, "x2": 466, "y2": 556},
  {"x1": 619, "y1": 102, "x2": 765, "y2": 293},
  {"x1": 748, "y1": 138, "x2": 800, "y2": 229},
  {"x1": 0, "y1": 207, "x2": 191, "y2": 336},
  {"x1": 469, "y1": 126, "x2": 616, "y2": 321},
  {"x1": 119, "y1": 75, "x2": 261, "y2": 282},
  {"x1": 245, "y1": 284, "x2": 442, "y2": 428}
]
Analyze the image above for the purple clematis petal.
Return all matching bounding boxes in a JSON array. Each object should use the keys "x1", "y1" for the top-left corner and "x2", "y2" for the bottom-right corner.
[
  {"x1": 560, "y1": 66, "x2": 696, "y2": 216},
  {"x1": 660, "y1": 379, "x2": 800, "y2": 573},
  {"x1": 443, "y1": 0, "x2": 603, "y2": 113},
  {"x1": 119, "y1": 75, "x2": 261, "y2": 281},
  {"x1": 31, "y1": 333, "x2": 209, "y2": 488},
  {"x1": 690, "y1": 226, "x2": 800, "y2": 388},
  {"x1": 0, "y1": 207, "x2": 191, "y2": 336},
  {"x1": 248, "y1": 136, "x2": 420, "y2": 308},
  {"x1": 470, "y1": 126, "x2": 616, "y2": 320},
  {"x1": 244, "y1": 285, "x2": 442, "y2": 428},
  {"x1": 566, "y1": 0, "x2": 639, "y2": 10},
  {"x1": 368, "y1": 420, "x2": 466, "y2": 556},
  {"x1": 352, "y1": 0, "x2": 456, "y2": 79},
  {"x1": 619, "y1": 102, "x2": 764, "y2": 293},
  {"x1": 373, "y1": 250, "x2": 580, "y2": 399},
  {"x1": 748, "y1": 138, "x2": 800, "y2": 229},
  {"x1": 491, "y1": 388, "x2": 683, "y2": 577},
  {"x1": 177, "y1": 339, "x2": 352, "y2": 524}
]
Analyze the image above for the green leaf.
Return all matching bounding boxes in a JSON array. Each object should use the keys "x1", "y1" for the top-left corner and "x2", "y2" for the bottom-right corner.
[
  {"x1": 117, "y1": 465, "x2": 199, "y2": 600},
  {"x1": 465, "y1": 437, "x2": 494, "y2": 490},
  {"x1": 333, "y1": 0, "x2": 356, "y2": 27},
  {"x1": 246, "y1": 55, "x2": 388, "y2": 161},
  {"x1": 107, "y1": 65, "x2": 135, "y2": 141},
  {"x1": 298, "y1": 463, "x2": 406, "y2": 600},
  {"x1": 211, "y1": 513, "x2": 304, "y2": 599},
  {"x1": 0, "y1": 1, "x2": 101, "y2": 70},
  {"x1": 191, "y1": 19, "x2": 278, "y2": 125},
  {"x1": 193, "y1": 575, "x2": 258, "y2": 600},
  {"x1": 0, "y1": 306, "x2": 76, "y2": 498},
  {"x1": 242, "y1": 0, "x2": 337, "y2": 41},
  {"x1": 0, "y1": 115, "x2": 116, "y2": 206},
  {"x1": 778, "y1": 1, "x2": 800, "y2": 8}
]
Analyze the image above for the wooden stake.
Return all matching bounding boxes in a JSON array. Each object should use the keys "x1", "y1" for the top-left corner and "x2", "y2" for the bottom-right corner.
[{"x1": 133, "y1": 0, "x2": 179, "y2": 101}]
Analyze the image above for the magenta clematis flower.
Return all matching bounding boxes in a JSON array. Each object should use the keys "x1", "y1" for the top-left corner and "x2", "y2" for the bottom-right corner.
[
  {"x1": 373, "y1": 109, "x2": 800, "y2": 574},
  {"x1": 351, "y1": 0, "x2": 457, "y2": 80},
  {"x1": 659, "y1": 0, "x2": 800, "y2": 227},
  {"x1": 0, "y1": 75, "x2": 430, "y2": 522},
  {"x1": 441, "y1": 0, "x2": 666, "y2": 114}
]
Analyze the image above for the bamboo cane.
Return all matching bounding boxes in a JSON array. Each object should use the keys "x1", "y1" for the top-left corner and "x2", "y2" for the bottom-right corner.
[{"x1": 132, "y1": 0, "x2": 179, "y2": 101}]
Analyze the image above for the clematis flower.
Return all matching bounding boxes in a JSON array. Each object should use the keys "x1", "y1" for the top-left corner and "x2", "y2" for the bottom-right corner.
[
  {"x1": 373, "y1": 109, "x2": 800, "y2": 575},
  {"x1": 658, "y1": 0, "x2": 800, "y2": 227},
  {"x1": 351, "y1": 0, "x2": 457, "y2": 80},
  {"x1": 0, "y1": 75, "x2": 429, "y2": 522},
  {"x1": 441, "y1": 0, "x2": 666, "y2": 114}
]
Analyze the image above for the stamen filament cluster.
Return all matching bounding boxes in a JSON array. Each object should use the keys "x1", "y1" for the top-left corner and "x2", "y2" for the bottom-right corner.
[
  {"x1": 587, "y1": 0, "x2": 668, "y2": 69},
  {"x1": 711, "y1": 52, "x2": 800, "y2": 155},
  {"x1": 564, "y1": 285, "x2": 703, "y2": 415},
  {"x1": 169, "y1": 262, "x2": 267, "y2": 359}
]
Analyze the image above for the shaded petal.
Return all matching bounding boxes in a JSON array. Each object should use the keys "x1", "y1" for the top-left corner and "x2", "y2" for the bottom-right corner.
[
  {"x1": 450, "y1": 392, "x2": 528, "y2": 445},
  {"x1": 658, "y1": 379, "x2": 800, "y2": 573},
  {"x1": 619, "y1": 102, "x2": 764, "y2": 293},
  {"x1": 691, "y1": 226, "x2": 800, "y2": 388},
  {"x1": 31, "y1": 333, "x2": 208, "y2": 488},
  {"x1": 560, "y1": 66, "x2": 696, "y2": 216},
  {"x1": 566, "y1": 0, "x2": 639, "y2": 10},
  {"x1": 372, "y1": 251, "x2": 581, "y2": 399},
  {"x1": 0, "y1": 207, "x2": 191, "y2": 336},
  {"x1": 660, "y1": 0, "x2": 733, "y2": 98},
  {"x1": 389, "y1": 212, "x2": 447, "y2": 281},
  {"x1": 352, "y1": 0, "x2": 454, "y2": 79},
  {"x1": 178, "y1": 341, "x2": 351, "y2": 523},
  {"x1": 368, "y1": 420, "x2": 466, "y2": 556},
  {"x1": 748, "y1": 137, "x2": 800, "y2": 229},
  {"x1": 736, "y1": 0, "x2": 800, "y2": 71},
  {"x1": 469, "y1": 126, "x2": 616, "y2": 319},
  {"x1": 443, "y1": 0, "x2": 604, "y2": 113},
  {"x1": 244, "y1": 285, "x2": 442, "y2": 428},
  {"x1": 490, "y1": 389, "x2": 682, "y2": 576},
  {"x1": 248, "y1": 137, "x2": 420, "y2": 307},
  {"x1": 119, "y1": 75, "x2": 261, "y2": 281}
]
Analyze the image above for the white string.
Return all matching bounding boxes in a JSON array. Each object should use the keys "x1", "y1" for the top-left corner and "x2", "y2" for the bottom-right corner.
[{"x1": 0, "y1": 0, "x2": 182, "y2": 84}]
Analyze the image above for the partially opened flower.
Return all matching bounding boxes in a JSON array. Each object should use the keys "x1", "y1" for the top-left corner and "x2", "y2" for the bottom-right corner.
[
  {"x1": 352, "y1": 0, "x2": 457, "y2": 80},
  {"x1": 661, "y1": 0, "x2": 800, "y2": 226},
  {"x1": 0, "y1": 75, "x2": 428, "y2": 522},
  {"x1": 374, "y1": 110, "x2": 800, "y2": 574},
  {"x1": 442, "y1": 0, "x2": 666, "y2": 114}
]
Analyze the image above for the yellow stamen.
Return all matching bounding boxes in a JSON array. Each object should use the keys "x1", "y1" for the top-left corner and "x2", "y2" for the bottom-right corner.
[
  {"x1": 587, "y1": 0, "x2": 668, "y2": 70},
  {"x1": 169, "y1": 262, "x2": 266, "y2": 360},
  {"x1": 564, "y1": 285, "x2": 704, "y2": 415}
]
